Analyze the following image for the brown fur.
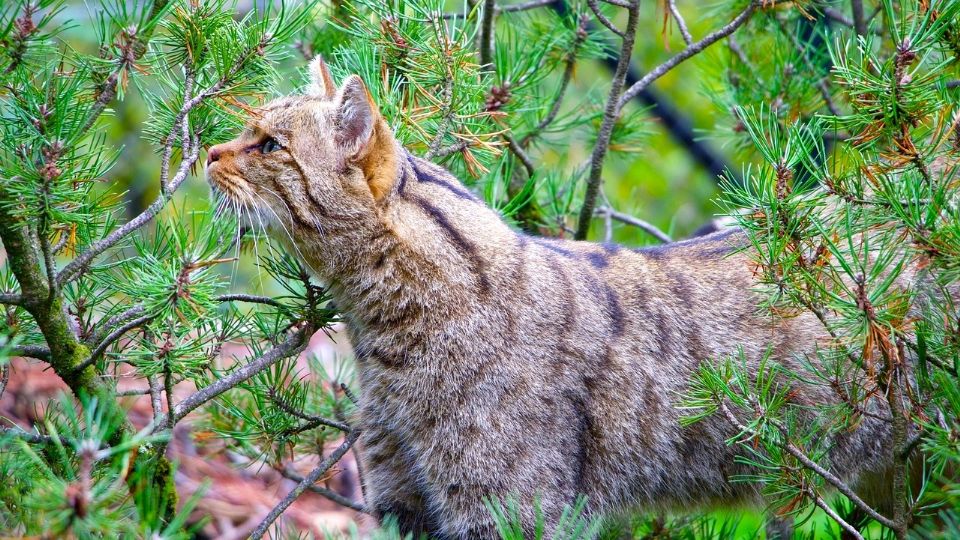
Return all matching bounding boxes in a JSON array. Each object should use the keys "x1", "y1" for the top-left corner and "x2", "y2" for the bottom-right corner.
[{"x1": 205, "y1": 61, "x2": 895, "y2": 538}]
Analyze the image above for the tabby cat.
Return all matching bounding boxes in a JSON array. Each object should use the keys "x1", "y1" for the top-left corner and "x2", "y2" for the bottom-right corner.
[{"x1": 205, "y1": 58, "x2": 894, "y2": 538}]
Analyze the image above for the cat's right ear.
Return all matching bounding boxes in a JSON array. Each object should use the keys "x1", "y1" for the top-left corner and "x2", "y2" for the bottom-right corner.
[{"x1": 306, "y1": 55, "x2": 337, "y2": 99}]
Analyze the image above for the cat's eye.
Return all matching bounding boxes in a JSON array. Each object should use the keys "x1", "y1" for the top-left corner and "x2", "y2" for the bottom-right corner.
[{"x1": 261, "y1": 137, "x2": 282, "y2": 154}]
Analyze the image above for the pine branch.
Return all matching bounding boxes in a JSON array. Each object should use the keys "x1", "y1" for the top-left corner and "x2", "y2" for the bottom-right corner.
[
  {"x1": 268, "y1": 387, "x2": 353, "y2": 433},
  {"x1": 521, "y1": 14, "x2": 587, "y2": 146},
  {"x1": 75, "y1": 313, "x2": 154, "y2": 373},
  {"x1": 0, "y1": 293, "x2": 23, "y2": 305},
  {"x1": 478, "y1": 0, "x2": 497, "y2": 68},
  {"x1": 216, "y1": 293, "x2": 284, "y2": 308},
  {"x1": 12, "y1": 345, "x2": 52, "y2": 361},
  {"x1": 667, "y1": 0, "x2": 693, "y2": 46},
  {"x1": 505, "y1": 133, "x2": 536, "y2": 177},
  {"x1": 280, "y1": 465, "x2": 369, "y2": 513},
  {"x1": 718, "y1": 401, "x2": 897, "y2": 530},
  {"x1": 617, "y1": 1, "x2": 758, "y2": 113},
  {"x1": 596, "y1": 206, "x2": 671, "y2": 243},
  {"x1": 851, "y1": 0, "x2": 867, "y2": 38},
  {"x1": 85, "y1": 305, "x2": 148, "y2": 348},
  {"x1": 250, "y1": 430, "x2": 362, "y2": 539},
  {"x1": 573, "y1": 0, "x2": 641, "y2": 239},
  {"x1": 586, "y1": 0, "x2": 626, "y2": 38},
  {"x1": 156, "y1": 326, "x2": 310, "y2": 431},
  {"x1": 806, "y1": 486, "x2": 865, "y2": 540}
]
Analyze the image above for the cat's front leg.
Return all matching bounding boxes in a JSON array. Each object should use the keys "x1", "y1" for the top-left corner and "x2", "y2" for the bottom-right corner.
[{"x1": 360, "y1": 426, "x2": 437, "y2": 536}]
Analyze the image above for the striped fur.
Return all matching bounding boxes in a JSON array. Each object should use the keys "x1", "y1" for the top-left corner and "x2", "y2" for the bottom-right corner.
[{"x1": 205, "y1": 65, "x2": 895, "y2": 538}]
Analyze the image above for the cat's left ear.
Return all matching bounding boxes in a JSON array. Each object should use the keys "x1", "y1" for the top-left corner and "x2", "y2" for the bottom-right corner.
[
  {"x1": 334, "y1": 75, "x2": 378, "y2": 158},
  {"x1": 306, "y1": 55, "x2": 337, "y2": 99}
]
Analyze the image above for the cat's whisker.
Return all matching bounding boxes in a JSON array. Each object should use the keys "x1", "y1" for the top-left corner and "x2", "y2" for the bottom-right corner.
[{"x1": 252, "y1": 188, "x2": 323, "y2": 277}]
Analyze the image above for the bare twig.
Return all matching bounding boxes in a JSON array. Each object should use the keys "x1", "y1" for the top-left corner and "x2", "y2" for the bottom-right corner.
[
  {"x1": 573, "y1": 0, "x2": 641, "y2": 240},
  {"x1": 617, "y1": 1, "x2": 758, "y2": 113},
  {"x1": 340, "y1": 383, "x2": 359, "y2": 405},
  {"x1": 596, "y1": 206, "x2": 672, "y2": 243},
  {"x1": 424, "y1": 53, "x2": 456, "y2": 160},
  {"x1": 269, "y1": 387, "x2": 353, "y2": 433},
  {"x1": 85, "y1": 305, "x2": 148, "y2": 347},
  {"x1": 0, "y1": 425, "x2": 54, "y2": 445},
  {"x1": 75, "y1": 313, "x2": 154, "y2": 373},
  {"x1": 823, "y1": 7, "x2": 854, "y2": 28},
  {"x1": 250, "y1": 430, "x2": 362, "y2": 539},
  {"x1": 851, "y1": 0, "x2": 867, "y2": 38},
  {"x1": 521, "y1": 15, "x2": 588, "y2": 146},
  {"x1": 116, "y1": 387, "x2": 152, "y2": 397},
  {"x1": 505, "y1": 133, "x2": 536, "y2": 177},
  {"x1": 478, "y1": 0, "x2": 497, "y2": 68},
  {"x1": 586, "y1": 0, "x2": 626, "y2": 38},
  {"x1": 431, "y1": 140, "x2": 473, "y2": 159},
  {"x1": 0, "y1": 364, "x2": 9, "y2": 400},
  {"x1": 57, "y1": 141, "x2": 201, "y2": 286},
  {"x1": 806, "y1": 487, "x2": 865, "y2": 540},
  {"x1": 668, "y1": 0, "x2": 693, "y2": 46},
  {"x1": 280, "y1": 465, "x2": 368, "y2": 513},
  {"x1": 148, "y1": 374, "x2": 164, "y2": 422},
  {"x1": 0, "y1": 293, "x2": 22, "y2": 305},
  {"x1": 718, "y1": 401, "x2": 897, "y2": 530},
  {"x1": 216, "y1": 293, "x2": 284, "y2": 308},
  {"x1": 777, "y1": 18, "x2": 841, "y2": 117},
  {"x1": 157, "y1": 327, "x2": 310, "y2": 431},
  {"x1": 11, "y1": 345, "x2": 51, "y2": 361},
  {"x1": 498, "y1": 0, "x2": 555, "y2": 13}
]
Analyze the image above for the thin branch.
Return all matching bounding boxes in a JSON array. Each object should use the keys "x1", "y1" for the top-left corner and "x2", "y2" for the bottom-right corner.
[
  {"x1": 431, "y1": 140, "x2": 473, "y2": 159},
  {"x1": 340, "y1": 383, "x2": 359, "y2": 405},
  {"x1": 806, "y1": 487, "x2": 865, "y2": 540},
  {"x1": 280, "y1": 465, "x2": 368, "y2": 513},
  {"x1": 216, "y1": 293, "x2": 284, "y2": 308},
  {"x1": 823, "y1": 7, "x2": 854, "y2": 28},
  {"x1": 0, "y1": 364, "x2": 9, "y2": 400},
  {"x1": 12, "y1": 345, "x2": 51, "y2": 361},
  {"x1": 586, "y1": 0, "x2": 626, "y2": 38},
  {"x1": 148, "y1": 374, "x2": 164, "y2": 422},
  {"x1": 597, "y1": 206, "x2": 672, "y2": 243},
  {"x1": 574, "y1": 0, "x2": 641, "y2": 240},
  {"x1": 75, "y1": 313, "x2": 154, "y2": 373},
  {"x1": 85, "y1": 305, "x2": 147, "y2": 347},
  {"x1": 0, "y1": 293, "x2": 22, "y2": 305},
  {"x1": 778, "y1": 18, "x2": 841, "y2": 116},
  {"x1": 851, "y1": 0, "x2": 867, "y2": 38},
  {"x1": 268, "y1": 387, "x2": 353, "y2": 433},
  {"x1": 57, "y1": 141, "x2": 201, "y2": 286},
  {"x1": 668, "y1": 0, "x2": 693, "y2": 46},
  {"x1": 116, "y1": 387, "x2": 151, "y2": 397},
  {"x1": 521, "y1": 14, "x2": 588, "y2": 146},
  {"x1": 0, "y1": 425, "x2": 54, "y2": 445},
  {"x1": 718, "y1": 401, "x2": 897, "y2": 530},
  {"x1": 158, "y1": 327, "x2": 309, "y2": 430},
  {"x1": 424, "y1": 55, "x2": 456, "y2": 160},
  {"x1": 505, "y1": 133, "x2": 536, "y2": 177},
  {"x1": 498, "y1": 0, "x2": 555, "y2": 13},
  {"x1": 617, "y1": 1, "x2": 758, "y2": 113},
  {"x1": 250, "y1": 430, "x2": 362, "y2": 539},
  {"x1": 478, "y1": 0, "x2": 497, "y2": 68},
  {"x1": 60, "y1": 42, "x2": 262, "y2": 286}
]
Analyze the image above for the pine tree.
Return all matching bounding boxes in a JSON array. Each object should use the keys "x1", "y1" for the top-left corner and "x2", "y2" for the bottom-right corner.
[{"x1": 0, "y1": 0, "x2": 958, "y2": 538}]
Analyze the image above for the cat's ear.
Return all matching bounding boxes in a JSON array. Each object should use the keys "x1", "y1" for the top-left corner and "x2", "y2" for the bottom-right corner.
[
  {"x1": 306, "y1": 55, "x2": 336, "y2": 99},
  {"x1": 334, "y1": 75, "x2": 377, "y2": 157}
]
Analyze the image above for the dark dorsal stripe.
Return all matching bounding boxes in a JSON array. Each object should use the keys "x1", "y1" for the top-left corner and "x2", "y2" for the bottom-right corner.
[
  {"x1": 408, "y1": 155, "x2": 480, "y2": 202},
  {"x1": 407, "y1": 194, "x2": 491, "y2": 297}
]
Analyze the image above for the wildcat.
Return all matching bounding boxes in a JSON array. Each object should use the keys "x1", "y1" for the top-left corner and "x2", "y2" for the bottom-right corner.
[{"x1": 205, "y1": 58, "x2": 895, "y2": 538}]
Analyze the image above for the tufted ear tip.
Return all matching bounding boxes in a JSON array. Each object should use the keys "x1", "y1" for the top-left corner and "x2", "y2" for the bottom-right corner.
[{"x1": 306, "y1": 55, "x2": 337, "y2": 99}]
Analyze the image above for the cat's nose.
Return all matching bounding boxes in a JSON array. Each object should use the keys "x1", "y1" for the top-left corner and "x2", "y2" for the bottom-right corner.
[{"x1": 206, "y1": 145, "x2": 224, "y2": 166}]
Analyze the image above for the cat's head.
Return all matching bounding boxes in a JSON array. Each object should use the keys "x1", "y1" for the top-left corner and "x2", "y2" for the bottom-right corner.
[{"x1": 205, "y1": 57, "x2": 399, "y2": 248}]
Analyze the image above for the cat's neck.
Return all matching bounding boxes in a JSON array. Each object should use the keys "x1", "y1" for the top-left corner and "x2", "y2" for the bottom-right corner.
[{"x1": 319, "y1": 153, "x2": 515, "y2": 342}]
